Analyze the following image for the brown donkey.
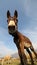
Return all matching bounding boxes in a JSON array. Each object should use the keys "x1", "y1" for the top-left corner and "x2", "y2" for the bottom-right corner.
[{"x1": 7, "y1": 10, "x2": 37, "y2": 65}]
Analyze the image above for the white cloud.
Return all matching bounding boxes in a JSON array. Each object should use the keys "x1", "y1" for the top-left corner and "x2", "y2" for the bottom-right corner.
[
  {"x1": 0, "y1": 41, "x2": 15, "y2": 56},
  {"x1": 32, "y1": 42, "x2": 37, "y2": 50},
  {"x1": 0, "y1": 26, "x2": 8, "y2": 36},
  {"x1": 23, "y1": 0, "x2": 37, "y2": 19},
  {"x1": 0, "y1": 27, "x2": 17, "y2": 56},
  {"x1": 23, "y1": 0, "x2": 31, "y2": 16},
  {"x1": 21, "y1": 29, "x2": 37, "y2": 35},
  {"x1": 34, "y1": 27, "x2": 37, "y2": 31}
]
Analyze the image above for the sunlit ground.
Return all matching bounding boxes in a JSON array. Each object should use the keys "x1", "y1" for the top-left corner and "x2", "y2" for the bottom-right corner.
[{"x1": 0, "y1": 58, "x2": 37, "y2": 65}]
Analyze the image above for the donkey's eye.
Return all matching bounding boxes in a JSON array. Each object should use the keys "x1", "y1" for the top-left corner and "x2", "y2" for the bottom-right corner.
[
  {"x1": 7, "y1": 20, "x2": 9, "y2": 24},
  {"x1": 7, "y1": 20, "x2": 8, "y2": 23}
]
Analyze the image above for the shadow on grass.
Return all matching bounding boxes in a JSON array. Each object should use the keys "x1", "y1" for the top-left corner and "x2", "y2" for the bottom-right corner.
[{"x1": 18, "y1": 62, "x2": 37, "y2": 65}]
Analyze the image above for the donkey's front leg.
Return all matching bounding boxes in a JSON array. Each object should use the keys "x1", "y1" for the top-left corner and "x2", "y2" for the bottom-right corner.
[
  {"x1": 30, "y1": 46, "x2": 37, "y2": 59},
  {"x1": 18, "y1": 43, "x2": 27, "y2": 65},
  {"x1": 26, "y1": 48, "x2": 34, "y2": 65}
]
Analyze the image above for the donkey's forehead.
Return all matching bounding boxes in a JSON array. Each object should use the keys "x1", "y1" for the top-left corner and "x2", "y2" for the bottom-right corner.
[{"x1": 10, "y1": 17, "x2": 14, "y2": 20}]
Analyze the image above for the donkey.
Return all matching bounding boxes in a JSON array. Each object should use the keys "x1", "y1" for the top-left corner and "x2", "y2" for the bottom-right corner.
[{"x1": 7, "y1": 10, "x2": 37, "y2": 65}]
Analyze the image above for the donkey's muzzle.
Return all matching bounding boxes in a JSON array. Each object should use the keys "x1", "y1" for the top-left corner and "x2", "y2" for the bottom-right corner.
[
  {"x1": 8, "y1": 26, "x2": 15, "y2": 34},
  {"x1": 8, "y1": 26, "x2": 15, "y2": 31}
]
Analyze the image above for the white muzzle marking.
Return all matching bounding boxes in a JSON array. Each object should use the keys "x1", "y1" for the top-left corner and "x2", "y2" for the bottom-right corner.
[{"x1": 8, "y1": 20, "x2": 15, "y2": 26}]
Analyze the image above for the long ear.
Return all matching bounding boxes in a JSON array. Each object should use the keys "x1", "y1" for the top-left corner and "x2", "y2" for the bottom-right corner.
[
  {"x1": 14, "y1": 10, "x2": 18, "y2": 18},
  {"x1": 7, "y1": 10, "x2": 11, "y2": 18}
]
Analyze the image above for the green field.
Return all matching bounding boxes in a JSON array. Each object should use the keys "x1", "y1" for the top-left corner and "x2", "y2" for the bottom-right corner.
[{"x1": 0, "y1": 58, "x2": 37, "y2": 65}]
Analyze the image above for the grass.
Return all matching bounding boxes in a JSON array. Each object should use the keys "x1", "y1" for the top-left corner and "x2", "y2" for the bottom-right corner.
[{"x1": 0, "y1": 58, "x2": 37, "y2": 65}]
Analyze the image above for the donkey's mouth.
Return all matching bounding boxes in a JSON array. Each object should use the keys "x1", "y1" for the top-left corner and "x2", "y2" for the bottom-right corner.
[
  {"x1": 8, "y1": 26, "x2": 15, "y2": 30},
  {"x1": 8, "y1": 26, "x2": 15, "y2": 34}
]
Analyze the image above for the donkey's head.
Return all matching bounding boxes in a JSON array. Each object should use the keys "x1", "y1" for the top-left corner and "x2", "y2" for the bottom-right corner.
[{"x1": 7, "y1": 10, "x2": 18, "y2": 35}]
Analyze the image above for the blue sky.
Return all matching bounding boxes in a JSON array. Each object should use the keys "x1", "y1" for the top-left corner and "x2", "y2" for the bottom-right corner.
[{"x1": 0, "y1": 0, "x2": 37, "y2": 56}]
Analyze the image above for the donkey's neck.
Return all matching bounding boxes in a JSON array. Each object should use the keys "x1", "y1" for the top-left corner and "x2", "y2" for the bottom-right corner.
[
  {"x1": 12, "y1": 31, "x2": 19, "y2": 38},
  {"x1": 12, "y1": 31, "x2": 20, "y2": 45},
  {"x1": 12, "y1": 30, "x2": 24, "y2": 42}
]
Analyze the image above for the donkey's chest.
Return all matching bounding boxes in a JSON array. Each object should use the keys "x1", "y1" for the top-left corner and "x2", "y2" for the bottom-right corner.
[
  {"x1": 14, "y1": 36, "x2": 31, "y2": 49},
  {"x1": 14, "y1": 37, "x2": 20, "y2": 49},
  {"x1": 14, "y1": 37, "x2": 19, "y2": 44}
]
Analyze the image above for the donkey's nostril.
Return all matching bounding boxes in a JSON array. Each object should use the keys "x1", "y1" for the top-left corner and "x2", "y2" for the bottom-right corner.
[{"x1": 12, "y1": 26, "x2": 15, "y2": 30}]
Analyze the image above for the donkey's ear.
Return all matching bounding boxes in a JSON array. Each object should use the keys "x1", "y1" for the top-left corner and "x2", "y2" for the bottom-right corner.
[
  {"x1": 7, "y1": 10, "x2": 11, "y2": 18},
  {"x1": 14, "y1": 10, "x2": 18, "y2": 18}
]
